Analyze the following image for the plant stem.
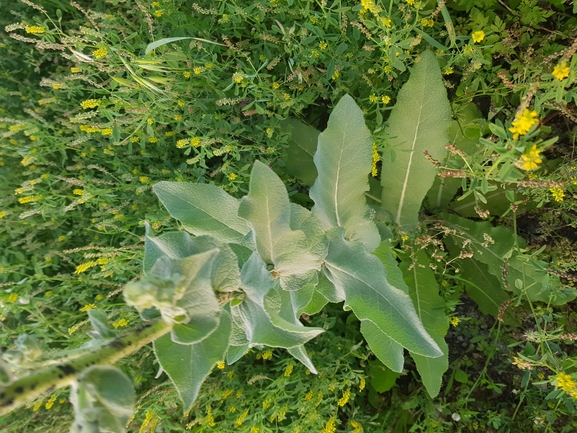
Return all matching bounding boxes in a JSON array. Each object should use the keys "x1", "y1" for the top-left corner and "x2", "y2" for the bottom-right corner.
[{"x1": 0, "y1": 318, "x2": 171, "y2": 416}]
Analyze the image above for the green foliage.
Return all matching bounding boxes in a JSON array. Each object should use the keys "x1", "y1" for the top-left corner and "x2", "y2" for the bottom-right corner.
[
  {"x1": 380, "y1": 50, "x2": 452, "y2": 230},
  {"x1": 2, "y1": 0, "x2": 577, "y2": 431}
]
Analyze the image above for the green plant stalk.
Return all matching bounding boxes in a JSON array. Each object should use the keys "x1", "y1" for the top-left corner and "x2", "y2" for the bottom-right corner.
[{"x1": 0, "y1": 319, "x2": 171, "y2": 417}]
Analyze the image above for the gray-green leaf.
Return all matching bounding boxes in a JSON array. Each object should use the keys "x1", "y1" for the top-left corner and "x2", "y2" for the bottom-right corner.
[
  {"x1": 323, "y1": 229, "x2": 441, "y2": 358},
  {"x1": 153, "y1": 181, "x2": 250, "y2": 245},
  {"x1": 380, "y1": 50, "x2": 451, "y2": 230},
  {"x1": 153, "y1": 310, "x2": 232, "y2": 412},
  {"x1": 310, "y1": 94, "x2": 380, "y2": 251}
]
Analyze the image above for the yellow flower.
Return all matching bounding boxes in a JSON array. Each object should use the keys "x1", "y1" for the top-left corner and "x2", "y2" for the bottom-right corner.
[
  {"x1": 139, "y1": 176, "x2": 150, "y2": 183},
  {"x1": 228, "y1": 173, "x2": 237, "y2": 181},
  {"x1": 349, "y1": 420, "x2": 364, "y2": 433},
  {"x1": 0, "y1": 211, "x2": 6, "y2": 219},
  {"x1": 190, "y1": 137, "x2": 201, "y2": 147},
  {"x1": 80, "y1": 304, "x2": 96, "y2": 312},
  {"x1": 319, "y1": 41, "x2": 328, "y2": 50},
  {"x1": 112, "y1": 318, "x2": 129, "y2": 328},
  {"x1": 176, "y1": 139, "x2": 188, "y2": 148},
  {"x1": 550, "y1": 186, "x2": 565, "y2": 202},
  {"x1": 515, "y1": 144, "x2": 542, "y2": 171},
  {"x1": 232, "y1": 72, "x2": 245, "y2": 83},
  {"x1": 262, "y1": 350, "x2": 273, "y2": 360},
  {"x1": 73, "y1": 189, "x2": 84, "y2": 196},
  {"x1": 332, "y1": 70, "x2": 340, "y2": 80},
  {"x1": 509, "y1": 109, "x2": 539, "y2": 139},
  {"x1": 359, "y1": 377, "x2": 366, "y2": 391},
  {"x1": 552, "y1": 62, "x2": 570, "y2": 81},
  {"x1": 444, "y1": 67, "x2": 453, "y2": 75},
  {"x1": 147, "y1": 118, "x2": 154, "y2": 125},
  {"x1": 369, "y1": 94, "x2": 378, "y2": 103},
  {"x1": 272, "y1": 82, "x2": 280, "y2": 89},
  {"x1": 154, "y1": 10, "x2": 164, "y2": 17},
  {"x1": 380, "y1": 17, "x2": 392, "y2": 27},
  {"x1": 321, "y1": 416, "x2": 337, "y2": 433},
  {"x1": 471, "y1": 30, "x2": 485, "y2": 43},
  {"x1": 216, "y1": 361, "x2": 226, "y2": 369},
  {"x1": 7, "y1": 293, "x2": 18, "y2": 303},
  {"x1": 101, "y1": 128, "x2": 113, "y2": 136},
  {"x1": 71, "y1": 67, "x2": 81, "y2": 73},
  {"x1": 183, "y1": 71, "x2": 191, "y2": 78},
  {"x1": 25, "y1": 26, "x2": 45, "y2": 34},
  {"x1": 93, "y1": 47, "x2": 108, "y2": 59},
  {"x1": 512, "y1": 356, "x2": 533, "y2": 370},
  {"x1": 58, "y1": 235, "x2": 66, "y2": 242},
  {"x1": 284, "y1": 364, "x2": 293, "y2": 377},
  {"x1": 421, "y1": 18, "x2": 434, "y2": 27},
  {"x1": 149, "y1": 137, "x2": 158, "y2": 143},
  {"x1": 193, "y1": 67, "x2": 203, "y2": 75},
  {"x1": 371, "y1": 143, "x2": 381, "y2": 177},
  {"x1": 337, "y1": 388, "x2": 351, "y2": 407},
  {"x1": 555, "y1": 373, "x2": 576, "y2": 393},
  {"x1": 235, "y1": 409, "x2": 249, "y2": 427},
  {"x1": 381, "y1": 95, "x2": 391, "y2": 104},
  {"x1": 81, "y1": 99, "x2": 100, "y2": 110},
  {"x1": 451, "y1": 316, "x2": 460, "y2": 327}
]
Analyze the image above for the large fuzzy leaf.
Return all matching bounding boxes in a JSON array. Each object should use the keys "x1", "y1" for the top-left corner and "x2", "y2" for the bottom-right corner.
[
  {"x1": 238, "y1": 161, "x2": 327, "y2": 291},
  {"x1": 70, "y1": 366, "x2": 135, "y2": 433},
  {"x1": 400, "y1": 251, "x2": 449, "y2": 398},
  {"x1": 143, "y1": 227, "x2": 240, "y2": 292},
  {"x1": 281, "y1": 118, "x2": 319, "y2": 186},
  {"x1": 231, "y1": 253, "x2": 324, "y2": 349},
  {"x1": 323, "y1": 229, "x2": 442, "y2": 358},
  {"x1": 153, "y1": 181, "x2": 250, "y2": 245},
  {"x1": 310, "y1": 94, "x2": 380, "y2": 251},
  {"x1": 153, "y1": 310, "x2": 231, "y2": 412},
  {"x1": 124, "y1": 250, "x2": 221, "y2": 345},
  {"x1": 441, "y1": 213, "x2": 575, "y2": 305},
  {"x1": 380, "y1": 50, "x2": 451, "y2": 230}
]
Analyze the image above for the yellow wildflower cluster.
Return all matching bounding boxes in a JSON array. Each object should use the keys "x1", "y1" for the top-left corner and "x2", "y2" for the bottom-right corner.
[
  {"x1": 235, "y1": 409, "x2": 249, "y2": 427},
  {"x1": 25, "y1": 26, "x2": 45, "y2": 34},
  {"x1": 93, "y1": 47, "x2": 107, "y2": 59},
  {"x1": 552, "y1": 62, "x2": 570, "y2": 81},
  {"x1": 232, "y1": 72, "x2": 245, "y2": 83},
  {"x1": 154, "y1": 9, "x2": 164, "y2": 17},
  {"x1": 554, "y1": 372, "x2": 577, "y2": 398},
  {"x1": 321, "y1": 416, "x2": 337, "y2": 433},
  {"x1": 550, "y1": 186, "x2": 565, "y2": 202},
  {"x1": 515, "y1": 144, "x2": 542, "y2": 171},
  {"x1": 359, "y1": 377, "x2": 366, "y2": 391},
  {"x1": 471, "y1": 30, "x2": 485, "y2": 43},
  {"x1": 0, "y1": 211, "x2": 6, "y2": 219},
  {"x1": 262, "y1": 350, "x2": 272, "y2": 360},
  {"x1": 451, "y1": 316, "x2": 460, "y2": 327},
  {"x1": 509, "y1": 109, "x2": 539, "y2": 139},
  {"x1": 176, "y1": 138, "x2": 188, "y2": 148},
  {"x1": 101, "y1": 128, "x2": 113, "y2": 136},
  {"x1": 216, "y1": 361, "x2": 226, "y2": 369},
  {"x1": 337, "y1": 388, "x2": 351, "y2": 407},
  {"x1": 149, "y1": 137, "x2": 158, "y2": 143},
  {"x1": 371, "y1": 142, "x2": 381, "y2": 177},
  {"x1": 140, "y1": 410, "x2": 160, "y2": 433},
  {"x1": 228, "y1": 173, "x2": 237, "y2": 181},
  {"x1": 71, "y1": 67, "x2": 81, "y2": 73},
  {"x1": 194, "y1": 67, "x2": 203, "y2": 75},
  {"x1": 421, "y1": 18, "x2": 434, "y2": 27},
  {"x1": 139, "y1": 176, "x2": 150, "y2": 184},
  {"x1": 512, "y1": 356, "x2": 533, "y2": 370},
  {"x1": 80, "y1": 303, "x2": 96, "y2": 312},
  {"x1": 112, "y1": 318, "x2": 129, "y2": 328},
  {"x1": 349, "y1": 420, "x2": 364, "y2": 433},
  {"x1": 191, "y1": 137, "x2": 201, "y2": 147},
  {"x1": 360, "y1": 0, "x2": 382, "y2": 14},
  {"x1": 73, "y1": 189, "x2": 84, "y2": 195},
  {"x1": 81, "y1": 99, "x2": 101, "y2": 110},
  {"x1": 45, "y1": 395, "x2": 57, "y2": 410},
  {"x1": 80, "y1": 125, "x2": 101, "y2": 133},
  {"x1": 74, "y1": 257, "x2": 109, "y2": 274},
  {"x1": 284, "y1": 364, "x2": 294, "y2": 377},
  {"x1": 18, "y1": 194, "x2": 42, "y2": 204}
]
